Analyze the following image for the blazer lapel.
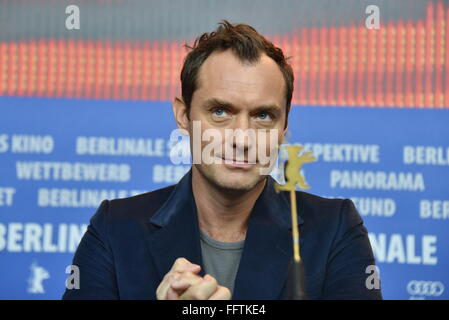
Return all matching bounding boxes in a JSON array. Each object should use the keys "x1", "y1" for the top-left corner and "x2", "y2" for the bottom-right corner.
[
  {"x1": 232, "y1": 177, "x2": 304, "y2": 300},
  {"x1": 144, "y1": 170, "x2": 205, "y2": 281}
]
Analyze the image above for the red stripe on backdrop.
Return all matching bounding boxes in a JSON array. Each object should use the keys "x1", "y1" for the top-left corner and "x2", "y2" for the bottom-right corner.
[
  {"x1": 55, "y1": 40, "x2": 65, "y2": 98},
  {"x1": 0, "y1": 43, "x2": 4, "y2": 94},
  {"x1": 132, "y1": 41, "x2": 141, "y2": 100},
  {"x1": 318, "y1": 27, "x2": 327, "y2": 106},
  {"x1": 337, "y1": 26, "x2": 347, "y2": 106},
  {"x1": 94, "y1": 40, "x2": 102, "y2": 99},
  {"x1": 26, "y1": 40, "x2": 36, "y2": 96},
  {"x1": 385, "y1": 23, "x2": 395, "y2": 107},
  {"x1": 47, "y1": 40, "x2": 56, "y2": 97},
  {"x1": 356, "y1": 26, "x2": 365, "y2": 106},
  {"x1": 127, "y1": 41, "x2": 134, "y2": 100},
  {"x1": 281, "y1": 33, "x2": 291, "y2": 103},
  {"x1": 376, "y1": 26, "x2": 385, "y2": 107},
  {"x1": 347, "y1": 24, "x2": 356, "y2": 106},
  {"x1": 75, "y1": 40, "x2": 84, "y2": 98},
  {"x1": 17, "y1": 41, "x2": 26, "y2": 96},
  {"x1": 103, "y1": 40, "x2": 112, "y2": 99},
  {"x1": 66, "y1": 40, "x2": 75, "y2": 98},
  {"x1": 84, "y1": 40, "x2": 94, "y2": 98},
  {"x1": 7, "y1": 42, "x2": 16, "y2": 96},
  {"x1": 141, "y1": 41, "x2": 150, "y2": 101},
  {"x1": 122, "y1": 41, "x2": 130, "y2": 100},
  {"x1": 328, "y1": 26, "x2": 336, "y2": 105},
  {"x1": 309, "y1": 28, "x2": 318, "y2": 105},
  {"x1": 160, "y1": 41, "x2": 168, "y2": 101},
  {"x1": 424, "y1": 2, "x2": 434, "y2": 107},
  {"x1": 170, "y1": 41, "x2": 178, "y2": 100},
  {"x1": 405, "y1": 21, "x2": 414, "y2": 107},
  {"x1": 151, "y1": 41, "x2": 158, "y2": 100},
  {"x1": 415, "y1": 21, "x2": 424, "y2": 107},
  {"x1": 75, "y1": 40, "x2": 83, "y2": 98},
  {"x1": 445, "y1": 7, "x2": 449, "y2": 107},
  {"x1": 291, "y1": 30, "x2": 300, "y2": 104},
  {"x1": 434, "y1": 1, "x2": 444, "y2": 108},
  {"x1": 124, "y1": 41, "x2": 131, "y2": 100},
  {"x1": 395, "y1": 21, "x2": 405, "y2": 107},
  {"x1": 299, "y1": 30, "x2": 309, "y2": 105},
  {"x1": 366, "y1": 28, "x2": 375, "y2": 106},
  {"x1": 177, "y1": 42, "x2": 185, "y2": 98},
  {"x1": 0, "y1": 1, "x2": 447, "y2": 108},
  {"x1": 36, "y1": 41, "x2": 45, "y2": 97},
  {"x1": 113, "y1": 41, "x2": 122, "y2": 100}
]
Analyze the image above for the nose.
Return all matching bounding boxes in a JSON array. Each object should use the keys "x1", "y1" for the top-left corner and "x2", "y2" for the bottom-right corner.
[{"x1": 227, "y1": 115, "x2": 255, "y2": 158}]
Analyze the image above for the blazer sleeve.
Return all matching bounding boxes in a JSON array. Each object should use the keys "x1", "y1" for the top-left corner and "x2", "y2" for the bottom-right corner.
[
  {"x1": 62, "y1": 200, "x2": 119, "y2": 299},
  {"x1": 320, "y1": 199, "x2": 383, "y2": 300}
]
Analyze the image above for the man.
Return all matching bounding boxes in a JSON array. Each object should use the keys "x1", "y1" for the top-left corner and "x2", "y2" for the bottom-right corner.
[{"x1": 62, "y1": 21, "x2": 382, "y2": 300}]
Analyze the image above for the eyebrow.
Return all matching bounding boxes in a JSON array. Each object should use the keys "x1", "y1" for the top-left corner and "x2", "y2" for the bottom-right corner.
[{"x1": 202, "y1": 98, "x2": 282, "y2": 115}]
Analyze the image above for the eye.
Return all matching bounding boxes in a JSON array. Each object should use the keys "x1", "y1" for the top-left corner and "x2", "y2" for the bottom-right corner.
[
  {"x1": 257, "y1": 112, "x2": 272, "y2": 121},
  {"x1": 213, "y1": 108, "x2": 227, "y2": 117}
]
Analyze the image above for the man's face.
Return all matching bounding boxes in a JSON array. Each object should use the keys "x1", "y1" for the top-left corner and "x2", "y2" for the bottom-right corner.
[{"x1": 175, "y1": 49, "x2": 288, "y2": 192}]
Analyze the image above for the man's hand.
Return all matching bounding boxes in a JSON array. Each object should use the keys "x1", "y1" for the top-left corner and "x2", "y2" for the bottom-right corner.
[
  {"x1": 172, "y1": 273, "x2": 231, "y2": 300},
  {"x1": 156, "y1": 257, "x2": 201, "y2": 300},
  {"x1": 156, "y1": 257, "x2": 231, "y2": 300}
]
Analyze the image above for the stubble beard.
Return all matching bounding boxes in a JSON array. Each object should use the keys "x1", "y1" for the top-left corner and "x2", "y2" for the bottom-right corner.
[{"x1": 193, "y1": 163, "x2": 267, "y2": 196}]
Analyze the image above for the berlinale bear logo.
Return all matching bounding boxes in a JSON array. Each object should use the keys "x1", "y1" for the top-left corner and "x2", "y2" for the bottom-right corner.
[{"x1": 27, "y1": 262, "x2": 50, "y2": 294}]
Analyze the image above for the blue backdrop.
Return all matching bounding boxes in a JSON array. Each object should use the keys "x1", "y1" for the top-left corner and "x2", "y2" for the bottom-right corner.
[{"x1": 0, "y1": 96, "x2": 448, "y2": 299}]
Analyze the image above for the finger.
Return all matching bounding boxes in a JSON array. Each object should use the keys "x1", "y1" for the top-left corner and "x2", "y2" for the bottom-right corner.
[
  {"x1": 208, "y1": 286, "x2": 232, "y2": 300},
  {"x1": 166, "y1": 287, "x2": 181, "y2": 300},
  {"x1": 180, "y1": 264, "x2": 201, "y2": 273},
  {"x1": 159, "y1": 267, "x2": 201, "y2": 299},
  {"x1": 157, "y1": 260, "x2": 201, "y2": 300},
  {"x1": 171, "y1": 258, "x2": 201, "y2": 273},
  {"x1": 171, "y1": 271, "x2": 203, "y2": 290},
  {"x1": 171, "y1": 281, "x2": 191, "y2": 291},
  {"x1": 171, "y1": 258, "x2": 197, "y2": 271},
  {"x1": 166, "y1": 272, "x2": 198, "y2": 300},
  {"x1": 179, "y1": 275, "x2": 218, "y2": 300},
  {"x1": 179, "y1": 278, "x2": 217, "y2": 300},
  {"x1": 203, "y1": 274, "x2": 214, "y2": 281},
  {"x1": 156, "y1": 273, "x2": 179, "y2": 300}
]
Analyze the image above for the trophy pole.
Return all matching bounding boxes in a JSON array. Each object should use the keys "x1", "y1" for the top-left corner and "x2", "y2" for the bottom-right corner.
[
  {"x1": 275, "y1": 144, "x2": 316, "y2": 300},
  {"x1": 290, "y1": 189, "x2": 301, "y2": 263}
]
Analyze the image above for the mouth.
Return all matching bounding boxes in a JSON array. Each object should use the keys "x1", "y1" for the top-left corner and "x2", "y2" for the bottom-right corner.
[{"x1": 220, "y1": 157, "x2": 257, "y2": 168}]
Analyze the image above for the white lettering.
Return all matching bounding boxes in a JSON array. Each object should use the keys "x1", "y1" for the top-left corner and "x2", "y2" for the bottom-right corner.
[
  {"x1": 403, "y1": 146, "x2": 449, "y2": 165},
  {"x1": 0, "y1": 223, "x2": 87, "y2": 253},
  {"x1": 153, "y1": 165, "x2": 190, "y2": 184},
  {"x1": 0, "y1": 187, "x2": 16, "y2": 206},
  {"x1": 11, "y1": 135, "x2": 54, "y2": 154},
  {"x1": 16, "y1": 161, "x2": 131, "y2": 182},
  {"x1": 420, "y1": 200, "x2": 449, "y2": 219},
  {"x1": 302, "y1": 143, "x2": 380, "y2": 163},
  {"x1": 369, "y1": 233, "x2": 438, "y2": 265},
  {"x1": 330, "y1": 170, "x2": 425, "y2": 191}
]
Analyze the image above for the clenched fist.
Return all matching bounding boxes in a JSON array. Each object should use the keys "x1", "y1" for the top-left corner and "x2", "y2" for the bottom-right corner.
[{"x1": 156, "y1": 257, "x2": 231, "y2": 300}]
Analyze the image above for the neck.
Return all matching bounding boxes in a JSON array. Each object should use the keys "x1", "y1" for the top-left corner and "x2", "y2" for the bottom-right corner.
[{"x1": 191, "y1": 166, "x2": 266, "y2": 242}]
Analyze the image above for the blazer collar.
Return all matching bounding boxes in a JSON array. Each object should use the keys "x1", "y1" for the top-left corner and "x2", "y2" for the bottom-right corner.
[
  {"x1": 149, "y1": 168, "x2": 304, "y2": 228},
  {"x1": 146, "y1": 168, "x2": 304, "y2": 299}
]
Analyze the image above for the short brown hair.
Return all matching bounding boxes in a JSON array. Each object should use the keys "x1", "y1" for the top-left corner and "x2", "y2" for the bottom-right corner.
[{"x1": 180, "y1": 20, "x2": 294, "y2": 126}]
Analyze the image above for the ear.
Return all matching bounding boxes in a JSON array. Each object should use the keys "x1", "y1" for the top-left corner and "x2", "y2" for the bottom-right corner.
[
  {"x1": 172, "y1": 96, "x2": 190, "y2": 132},
  {"x1": 282, "y1": 118, "x2": 289, "y2": 143}
]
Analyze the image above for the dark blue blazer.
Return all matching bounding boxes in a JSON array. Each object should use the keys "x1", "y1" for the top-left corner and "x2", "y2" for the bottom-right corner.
[{"x1": 62, "y1": 169, "x2": 382, "y2": 300}]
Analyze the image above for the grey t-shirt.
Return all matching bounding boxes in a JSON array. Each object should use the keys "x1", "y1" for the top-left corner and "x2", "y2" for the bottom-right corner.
[{"x1": 199, "y1": 229, "x2": 244, "y2": 297}]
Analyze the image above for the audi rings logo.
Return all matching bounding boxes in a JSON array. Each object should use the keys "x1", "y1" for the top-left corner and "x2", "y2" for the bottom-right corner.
[{"x1": 407, "y1": 281, "x2": 444, "y2": 297}]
